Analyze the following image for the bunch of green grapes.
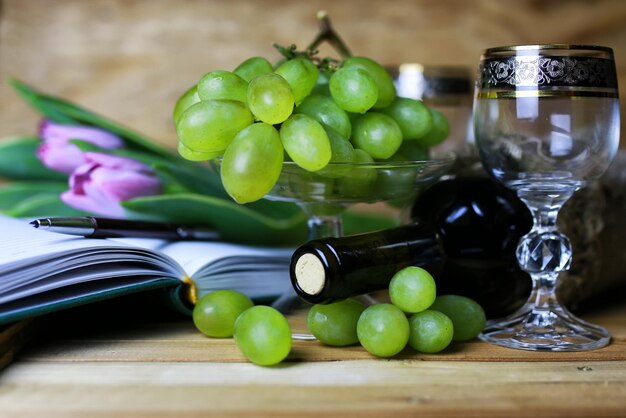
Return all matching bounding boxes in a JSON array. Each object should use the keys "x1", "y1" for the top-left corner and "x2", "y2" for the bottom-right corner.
[
  {"x1": 173, "y1": 51, "x2": 449, "y2": 204},
  {"x1": 307, "y1": 266, "x2": 486, "y2": 357}
]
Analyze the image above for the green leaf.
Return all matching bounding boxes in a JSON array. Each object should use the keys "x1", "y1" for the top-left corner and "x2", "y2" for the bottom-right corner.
[
  {"x1": 342, "y1": 210, "x2": 401, "y2": 235},
  {"x1": 243, "y1": 198, "x2": 305, "y2": 221},
  {"x1": 152, "y1": 161, "x2": 228, "y2": 198},
  {"x1": 0, "y1": 136, "x2": 67, "y2": 181},
  {"x1": 121, "y1": 193, "x2": 308, "y2": 246},
  {"x1": 8, "y1": 78, "x2": 177, "y2": 160},
  {"x1": 69, "y1": 139, "x2": 104, "y2": 152},
  {"x1": 121, "y1": 192, "x2": 400, "y2": 246},
  {"x1": 8, "y1": 80, "x2": 76, "y2": 125},
  {"x1": 0, "y1": 181, "x2": 68, "y2": 211},
  {"x1": 5, "y1": 193, "x2": 89, "y2": 218}
]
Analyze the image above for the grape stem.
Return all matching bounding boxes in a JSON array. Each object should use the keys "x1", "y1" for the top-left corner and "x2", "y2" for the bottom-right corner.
[
  {"x1": 307, "y1": 11, "x2": 352, "y2": 59},
  {"x1": 272, "y1": 11, "x2": 351, "y2": 72}
]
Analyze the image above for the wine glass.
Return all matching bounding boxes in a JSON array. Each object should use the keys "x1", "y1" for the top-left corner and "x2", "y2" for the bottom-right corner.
[{"x1": 473, "y1": 44, "x2": 620, "y2": 351}]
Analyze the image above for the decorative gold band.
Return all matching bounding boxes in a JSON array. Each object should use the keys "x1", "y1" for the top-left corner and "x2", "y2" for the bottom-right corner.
[{"x1": 477, "y1": 55, "x2": 618, "y2": 91}]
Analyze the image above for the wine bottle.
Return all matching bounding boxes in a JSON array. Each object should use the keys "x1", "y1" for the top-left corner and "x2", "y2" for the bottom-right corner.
[{"x1": 290, "y1": 177, "x2": 533, "y2": 319}]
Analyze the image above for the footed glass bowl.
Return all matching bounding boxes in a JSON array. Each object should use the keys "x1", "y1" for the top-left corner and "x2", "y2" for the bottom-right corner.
[{"x1": 264, "y1": 156, "x2": 456, "y2": 240}]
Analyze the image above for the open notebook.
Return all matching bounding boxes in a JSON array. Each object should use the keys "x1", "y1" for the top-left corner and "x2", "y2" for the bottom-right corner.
[{"x1": 0, "y1": 215, "x2": 293, "y2": 326}]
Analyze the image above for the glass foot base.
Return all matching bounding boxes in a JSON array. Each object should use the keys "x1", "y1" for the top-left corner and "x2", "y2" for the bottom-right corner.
[{"x1": 479, "y1": 305, "x2": 611, "y2": 352}]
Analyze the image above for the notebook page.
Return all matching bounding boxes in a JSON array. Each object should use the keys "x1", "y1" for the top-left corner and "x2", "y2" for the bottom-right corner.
[
  {"x1": 153, "y1": 240, "x2": 293, "y2": 276},
  {"x1": 0, "y1": 215, "x2": 134, "y2": 268}
]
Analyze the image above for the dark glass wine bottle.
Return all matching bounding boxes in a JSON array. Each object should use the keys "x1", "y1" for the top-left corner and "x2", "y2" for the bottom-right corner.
[{"x1": 289, "y1": 177, "x2": 533, "y2": 319}]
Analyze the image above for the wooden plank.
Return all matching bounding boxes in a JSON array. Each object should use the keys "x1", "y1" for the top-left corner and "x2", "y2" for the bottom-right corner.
[
  {"x1": 2, "y1": 295, "x2": 625, "y2": 417},
  {"x1": 1, "y1": 360, "x2": 625, "y2": 417},
  {"x1": 16, "y1": 302, "x2": 626, "y2": 363}
]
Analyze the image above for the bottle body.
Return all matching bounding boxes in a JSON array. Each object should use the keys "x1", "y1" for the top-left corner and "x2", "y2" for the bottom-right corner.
[{"x1": 290, "y1": 177, "x2": 533, "y2": 319}]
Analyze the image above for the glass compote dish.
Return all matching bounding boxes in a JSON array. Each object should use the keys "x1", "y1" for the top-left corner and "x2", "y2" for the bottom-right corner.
[
  {"x1": 264, "y1": 157, "x2": 455, "y2": 241},
  {"x1": 473, "y1": 44, "x2": 620, "y2": 351}
]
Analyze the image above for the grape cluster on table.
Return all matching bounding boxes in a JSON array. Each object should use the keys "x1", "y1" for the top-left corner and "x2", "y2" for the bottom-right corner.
[
  {"x1": 173, "y1": 53, "x2": 450, "y2": 203},
  {"x1": 192, "y1": 267, "x2": 486, "y2": 366}
]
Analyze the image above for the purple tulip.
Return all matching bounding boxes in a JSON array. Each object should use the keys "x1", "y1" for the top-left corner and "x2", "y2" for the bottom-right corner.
[
  {"x1": 61, "y1": 152, "x2": 162, "y2": 217},
  {"x1": 37, "y1": 120, "x2": 124, "y2": 174}
]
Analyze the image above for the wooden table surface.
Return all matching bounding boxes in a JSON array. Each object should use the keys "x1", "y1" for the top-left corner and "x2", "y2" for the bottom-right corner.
[{"x1": 1, "y1": 297, "x2": 626, "y2": 418}]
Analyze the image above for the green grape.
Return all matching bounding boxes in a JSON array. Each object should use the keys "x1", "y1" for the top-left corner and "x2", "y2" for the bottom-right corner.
[
  {"x1": 173, "y1": 85, "x2": 201, "y2": 124},
  {"x1": 357, "y1": 303, "x2": 409, "y2": 358},
  {"x1": 177, "y1": 141, "x2": 221, "y2": 161},
  {"x1": 176, "y1": 100, "x2": 253, "y2": 153},
  {"x1": 394, "y1": 141, "x2": 431, "y2": 161},
  {"x1": 374, "y1": 155, "x2": 416, "y2": 201},
  {"x1": 233, "y1": 305, "x2": 292, "y2": 366},
  {"x1": 343, "y1": 56, "x2": 396, "y2": 109},
  {"x1": 316, "y1": 126, "x2": 355, "y2": 178},
  {"x1": 295, "y1": 94, "x2": 352, "y2": 139},
  {"x1": 380, "y1": 97, "x2": 433, "y2": 140},
  {"x1": 279, "y1": 114, "x2": 331, "y2": 172},
  {"x1": 247, "y1": 73, "x2": 295, "y2": 124},
  {"x1": 351, "y1": 112, "x2": 403, "y2": 159},
  {"x1": 416, "y1": 109, "x2": 450, "y2": 147},
  {"x1": 326, "y1": 126, "x2": 355, "y2": 163},
  {"x1": 329, "y1": 67, "x2": 378, "y2": 114},
  {"x1": 197, "y1": 70, "x2": 248, "y2": 103},
  {"x1": 408, "y1": 310, "x2": 454, "y2": 353},
  {"x1": 336, "y1": 148, "x2": 377, "y2": 198},
  {"x1": 346, "y1": 110, "x2": 362, "y2": 124},
  {"x1": 286, "y1": 168, "x2": 335, "y2": 203},
  {"x1": 388, "y1": 266, "x2": 437, "y2": 313},
  {"x1": 311, "y1": 69, "x2": 331, "y2": 96},
  {"x1": 430, "y1": 295, "x2": 486, "y2": 341},
  {"x1": 307, "y1": 298, "x2": 366, "y2": 346},
  {"x1": 221, "y1": 122, "x2": 284, "y2": 203},
  {"x1": 192, "y1": 290, "x2": 254, "y2": 338},
  {"x1": 233, "y1": 56, "x2": 273, "y2": 82},
  {"x1": 274, "y1": 58, "x2": 320, "y2": 104}
]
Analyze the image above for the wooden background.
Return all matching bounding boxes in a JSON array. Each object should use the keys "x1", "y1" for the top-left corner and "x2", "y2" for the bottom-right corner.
[{"x1": 1, "y1": 0, "x2": 625, "y2": 149}]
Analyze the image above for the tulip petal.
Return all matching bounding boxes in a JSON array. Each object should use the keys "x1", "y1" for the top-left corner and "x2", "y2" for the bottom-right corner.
[
  {"x1": 61, "y1": 189, "x2": 125, "y2": 218},
  {"x1": 68, "y1": 162, "x2": 97, "y2": 194},
  {"x1": 61, "y1": 151, "x2": 163, "y2": 218},
  {"x1": 39, "y1": 119, "x2": 124, "y2": 149},
  {"x1": 37, "y1": 142, "x2": 86, "y2": 174},
  {"x1": 89, "y1": 167, "x2": 162, "y2": 201},
  {"x1": 83, "y1": 152, "x2": 152, "y2": 173}
]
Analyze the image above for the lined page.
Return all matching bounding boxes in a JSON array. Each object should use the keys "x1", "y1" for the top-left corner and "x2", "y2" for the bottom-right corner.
[{"x1": 0, "y1": 216, "x2": 132, "y2": 269}]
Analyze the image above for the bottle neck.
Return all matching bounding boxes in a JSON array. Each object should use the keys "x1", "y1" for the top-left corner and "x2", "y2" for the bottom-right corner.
[{"x1": 290, "y1": 223, "x2": 441, "y2": 304}]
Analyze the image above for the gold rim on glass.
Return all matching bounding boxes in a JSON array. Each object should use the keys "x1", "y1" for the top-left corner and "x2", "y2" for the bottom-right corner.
[{"x1": 483, "y1": 44, "x2": 614, "y2": 55}]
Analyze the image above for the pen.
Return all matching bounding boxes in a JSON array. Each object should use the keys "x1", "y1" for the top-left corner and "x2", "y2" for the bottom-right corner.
[{"x1": 30, "y1": 216, "x2": 220, "y2": 241}]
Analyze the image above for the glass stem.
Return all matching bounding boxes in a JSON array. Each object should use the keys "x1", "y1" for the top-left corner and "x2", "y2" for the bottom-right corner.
[
  {"x1": 515, "y1": 189, "x2": 575, "y2": 315},
  {"x1": 299, "y1": 202, "x2": 346, "y2": 240},
  {"x1": 307, "y1": 215, "x2": 343, "y2": 240}
]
